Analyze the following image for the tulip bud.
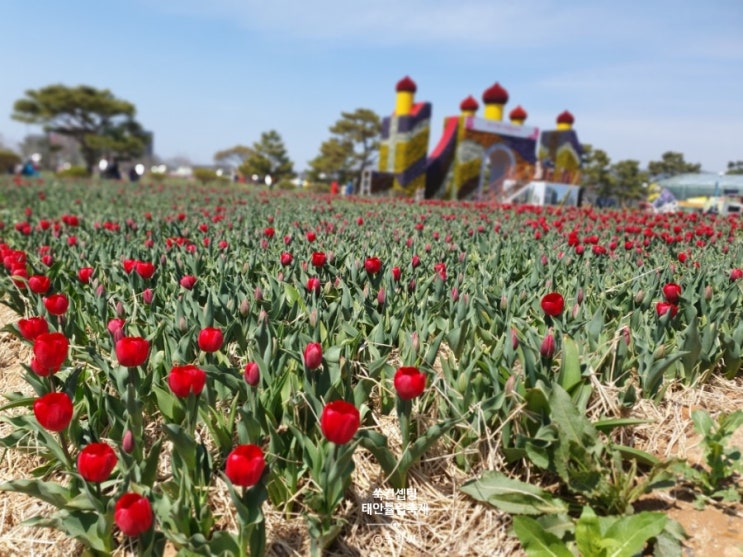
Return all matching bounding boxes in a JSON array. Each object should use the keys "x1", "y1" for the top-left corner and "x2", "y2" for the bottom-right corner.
[
  {"x1": 576, "y1": 288, "x2": 584, "y2": 304},
  {"x1": 411, "y1": 331, "x2": 420, "y2": 354},
  {"x1": 142, "y1": 288, "x2": 154, "y2": 305},
  {"x1": 451, "y1": 287, "x2": 459, "y2": 302},
  {"x1": 500, "y1": 294, "x2": 508, "y2": 311},
  {"x1": 540, "y1": 331, "x2": 556, "y2": 359},
  {"x1": 244, "y1": 362, "x2": 260, "y2": 387},
  {"x1": 122, "y1": 430, "x2": 135, "y2": 454},
  {"x1": 239, "y1": 299, "x2": 250, "y2": 316},
  {"x1": 116, "y1": 301, "x2": 125, "y2": 317},
  {"x1": 504, "y1": 374, "x2": 516, "y2": 397},
  {"x1": 309, "y1": 308, "x2": 318, "y2": 328},
  {"x1": 620, "y1": 326, "x2": 631, "y2": 346},
  {"x1": 377, "y1": 288, "x2": 386, "y2": 306},
  {"x1": 704, "y1": 285, "x2": 713, "y2": 301},
  {"x1": 653, "y1": 345, "x2": 665, "y2": 359},
  {"x1": 95, "y1": 284, "x2": 105, "y2": 297},
  {"x1": 178, "y1": 315, "x2": 188, "y2": 333},
  {"x1": 511, "y1": 329, "x2": 519, "y2": 350},
  {"x1": 634, "y1": 290, "x2": 644, "y2": 305},
  {"x1": 258, "y1": 309, "x2": 268, "y2": 323},
  {"x1": 571, "y1": 303, "x2": 580, "y2": 319},
  {"x1": 254, "y1": 286, "x2": 263, "y2": 301}
]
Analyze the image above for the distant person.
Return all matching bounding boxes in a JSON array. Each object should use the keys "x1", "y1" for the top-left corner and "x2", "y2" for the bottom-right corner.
[
  {"x1": 21, "y1": 160, "x2": 37, "y2": 176},
  {"x1": 345, "y1": 181, "x2": 354, "y2": 195},
  {"x1": 330, "y1": 181, "x2": 339, "y2": 195},
  {"x1": 129, "y1": 166, "x2": 140, "y2": 182}
]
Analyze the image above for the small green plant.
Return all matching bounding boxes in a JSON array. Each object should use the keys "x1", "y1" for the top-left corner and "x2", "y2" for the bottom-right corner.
[
  {"x1": 673, "y1": 409, "x2": 743, "y2": 504},
  {"x1": 56, "y1": 165, "x2": 90, "y2": 178}
]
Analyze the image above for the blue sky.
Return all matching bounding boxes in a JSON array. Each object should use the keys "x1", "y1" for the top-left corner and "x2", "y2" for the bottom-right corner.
[{"x1": 1, "y1": 0, "x2": 741, "y2": 172}]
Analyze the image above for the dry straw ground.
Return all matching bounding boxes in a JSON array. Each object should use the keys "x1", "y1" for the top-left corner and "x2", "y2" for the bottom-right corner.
[{"x1": 0, "y1": 303, "x2": 741, "y2": 556}]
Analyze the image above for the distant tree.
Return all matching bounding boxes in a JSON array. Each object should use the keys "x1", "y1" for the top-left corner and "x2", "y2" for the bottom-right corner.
[
  {"x1": 647, "y1": 151, "x2": 701, "y2": 179},
  {"x1": 239, "y1": 130, "x2": 294, "y2": 183},
  {"x1": 611, "y1": 160, "x2": 648, "y2": 203},
  {"x1": 12, "y1": 84, "x2": 148, "y2": 173},
  {"x1": 580, "y1": 144, "x2": 615, "y2": 200},
  {"x1": 0, "y1": 149, "x2": 21, "y2": 173},
  {"x1": 308, "y1": 108, "x2": 381, "y2": 188},
  {"x1": 192, "y1": 168, "x2": 218, "y2": 185},
  {"x1": 727, "y1": 161, "x2": 743, "y2": 175},
  {"x1": 214, "y1": 145, "x2": 254, "y2": 169}
]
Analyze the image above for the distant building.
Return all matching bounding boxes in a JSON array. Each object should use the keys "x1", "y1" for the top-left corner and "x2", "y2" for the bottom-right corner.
[{"x1": 655, "y1": 173, "x2": 743, "y2": 200}]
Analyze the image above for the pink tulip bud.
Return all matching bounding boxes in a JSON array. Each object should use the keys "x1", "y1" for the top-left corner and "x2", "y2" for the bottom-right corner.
[
  {"x1": 254, "y1": 287, "x2": 263, "y2": 301},
  {"x1": 540, "y1": 331, "x2": 556, "y2": 359},
  {"x1": 576, "y1": 288, "x2": 584, "y2": 304},
  {"x1": 451, "y1": 287, "x2": 459, "y2": 302},
  {"x1": 258, "y1": 309, "x2": 268, "y2": 323},
  {"x1": 95, "y1": 284, "x2": 105, "y2": 297},
  {"x1": 143, "y1": 288, "x2": 154, "y2": 305},
  {"x1": 511, "y1": 328, "x2": 519, "y2": 350},
  {"x1": 239, "y1": 299, "x2": 250, "y2": 316},
  {"x1": 411, "y1": 331, "x2": 419, "y2": 354},
  {"x1": 377, "y1": 288, "x2": 386, "y2": 306},
  {"x1": 704, "y1": 285, "x2": 713, "y2": 301},
  {"x1": 116, "y1": 301, "x2": 125, "y2": 317},
  {"x1": 309, "y1": 309, "x2": 318, "y2": 328},
  {"x1": 634, "y1": 290, "x2": 644, "y2": 304},
  {"x1": 244, "y1": 362, "x2": 260, "y2": 387},
  {"x1": 500, "y1": 294, "x2": 508, "y2": 311},
  {"x1": 571, "y1": 303, "x2": 580, "y2": 319},
  {"x1": 122, "y1": 430, "x2": 135, "y2": 454}
]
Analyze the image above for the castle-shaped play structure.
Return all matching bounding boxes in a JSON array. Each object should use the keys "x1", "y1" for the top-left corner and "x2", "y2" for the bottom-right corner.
[{"x1": 361, "y1": 76, "x2": 583, "y2": 205}]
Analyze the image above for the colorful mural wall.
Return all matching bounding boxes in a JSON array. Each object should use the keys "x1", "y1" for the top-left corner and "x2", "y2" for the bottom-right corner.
[{"x1": 370, "y1": 77, "x2": 583, "y2": 201}]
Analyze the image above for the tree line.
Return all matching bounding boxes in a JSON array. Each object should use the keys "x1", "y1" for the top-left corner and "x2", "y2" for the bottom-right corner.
[{"x1": 3, "y1": 83, "x2": 739, "y2": 199}]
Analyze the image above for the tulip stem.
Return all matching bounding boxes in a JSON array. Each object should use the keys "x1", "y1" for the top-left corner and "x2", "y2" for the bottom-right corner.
[
  {"x1": 58, "y1": 430, "x2": 73, "y2": 467},
  {"x1": 397, "y1": 398, "x2": 413, "y2": 449}
]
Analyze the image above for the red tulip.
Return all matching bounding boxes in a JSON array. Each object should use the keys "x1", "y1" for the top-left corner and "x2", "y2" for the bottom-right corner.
[
  {"x1": 198, "y1": 327, "x2": 224, "y2": 352},
  {"x1": 28, "y1": 275, "x2": 51, "y2": 294},
  {"x1": 434, "y1": 262, "x2": 447, "y2": 280},
  {"x1": 122, "y1": 259, "x2": 137, "y2": 274},
  {"x1": 107, "y1": 318, "x2": 125, "y2": 336},
  {"x1": 280, "y1": 252, "x2": 293, "y2": 266},
  {"x1": 730, "y1": 268, "x2": 743, "y2": 281},
  {"x1": 32, "y1": 332, "x2": 69, "y2": 374},
  {"x1": 304, "y1": 342, "x2": 323, "y2": 369},
  {"x1": 540, "y1": 293, "x2": 564, "y2": 317},
  {"x1": 244, "y1": 361, "x2": 260, "y2": 387},
  {"x1": 18, "y1": 316, "x2": 49, "y2": 341},
  {"x1": 662, "y1": 283, "x2": 682, "y2": 304},
  {"x1": 656, "y1": 301, "x2": 678, "y2": 318},
  {"x1": 311, "y1": 252, "x2": 327, "y2": 267},
  {"x1": 364, "y1": 257, "x2": 382, "y2": 275},
  {"x1": 391, "y1": 266, "x2": 401, "y2": 282},
  {"x1": 306, "y1": 277, "x2": 321, "y2": 294},
  {"x1": 77, "y1": 267, "x2": 94, "y2": 284},
  {"x1": 142, "y1": 288, "x2": 154, "y2": 304},
  {"x1": 77, "y1": 442, "x2": 117, "y2": 482},
  {"x1": 114, "y1": 493, "x2": 153, "y2": 536},
  {"x1": 320, "y1": 400, "x2": 360, "y2": 445},
  {"x1": 411, "y1": 255, "x2": 420, "y2": 268},
  {"x1": 263, "y1": 227, "x2": 275, "y2": 238},
  {"x1": 33, "y1": 392, "x2": 73, "y2": 432},
  {"x1": 540, "y1": 332, "x2": 556, "y2": 359},
  {"x1": 167, "y1": 364, "x2": 206, "y2": 397},
  {"x1": 180, "y1": 275, "x2": 197, "y2": 290},
  {"x1": 115, "y1": 336, "x2": 150, "y2": 367},
  {"x1": 393, "y1": 367, "x2": 426, "y2": 400},
  {"x1": 135, "y1": 261, "x2": 155, "y2": 279},
  {"x1": 306, "y1": 231, "x2": 316, "y2": 242},
  {"x1": 122, "y1": 430, "x2": 135, "y2": 454},
  {"x1": 44, "y1": 293, "x2": 69, "y2": 316},
  {"x1": 225, "y1": 444, "x2": 266, "y2": 487}
]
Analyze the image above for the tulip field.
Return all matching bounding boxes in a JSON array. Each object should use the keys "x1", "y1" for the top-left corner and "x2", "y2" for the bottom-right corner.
[{"x1": 1, "y1": 176, "x2": 743, "y2": 556}]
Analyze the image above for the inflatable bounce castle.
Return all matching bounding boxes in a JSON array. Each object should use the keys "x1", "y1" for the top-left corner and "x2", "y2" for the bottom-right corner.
[{"x1": 363, "y1": 76, "x2": 583, "y2": 204}]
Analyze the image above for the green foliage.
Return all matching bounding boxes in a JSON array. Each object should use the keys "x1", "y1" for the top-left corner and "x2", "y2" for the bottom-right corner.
[
  {"x1": 648, "y1": 151, "x2": 701, "y2": 179},
  {"x1": 727, "y1": 160, "x2": 743, "y2": 175},
  {"x1": 238, "y1": 130, "x2": 295, "y2": 183},
  {"x1": 308, "y1": 108, "x2": 380, "y2": 188},
  {"x1": 12, "y1": 84, "x2": 148, "y2": 173},
  {"x1": 56, "y1": 165, "x2": 90, "y2": 179},
  {"x1": 214, "y1": 145, "x2": 254, "y2": 168},
  {"x1": 673, "y1": 409, "x2": 743, "y2": 503},
  {"x1": 192, "y1": 168, "x2": 218, "y2": 185},
  {"x1": 581, "y1": 144, "x2": 615, "y2": 199},
  {"x1": 0, "y1": 149, "x2": 21, "y2": 171}
]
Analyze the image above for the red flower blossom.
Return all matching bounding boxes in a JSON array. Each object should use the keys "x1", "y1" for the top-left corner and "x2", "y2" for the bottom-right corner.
[
  {"x1": 244, "y1": 361, "x2": 260, "y2": 387},
  {"x1": 34, "y1": 392, "x2": 73, "y2": 432},
  {"x1": 311, "y1": 252, "x2": 327, "y2": 267},
  {"x1": 28, "y1": 275, "x2": 51, "y2": 294},
  {"x1": 77, "y1": 267, "x2": 94, "y2": 284},
  {"x1": 43, "y1": 293, "x2": 69, "y2": 316},
  {"x1": 77, "y1": 443, "x2": 117, "y2": 482},
  {"x1": 135, "y1": 261, "x2": 156, "y2": 279},
  {"x1": 391, "y1": 266, "x2": 401, "y2": 282},
  {"x1": 540, "y1": 332, "x2": 556, "y2": 359},
  {"x1": 393, "y1": 367, "x2": 426, "y2": 400},
  {"x1": 656, "y1": 302, "x2": 678, "y2": 318},
  {"x1": 225, "y1": 444, "x2": 266, "y2": 487},
  {"x1": 114, "y1": 493, "x2": 153, "y2": 537},
  {"x1": 304, "y1": 342, "x2": 323, "y2": 369},
  {"x1": 540, "y1": 292, "x2": 564, "y2": 317},
  {"x1": 306, "y1": 277, "x2": 321, "y2": 294},
  {"x1": 18, "y1": 316, "x2": 49, "y2": 341},
  {"x1": 122, "y1": 259, "x2": 137, "y2": 274},
  {"x1": 320, "y1": 400, "x2": 360, "y2": 445},
  {"x1": 180, "y1": 275, "x2": 197, "y2": 290},
  {"x1": 32, "y1": 332, "x2": 69, "y2": 375},
  {"x1": 280, "y1": 252, "x2": 293, "y2": 266},
  {"x1": 167, "y1": 365, "x2": 206, "y2": 397},
  {"x1": 662, "y1": 283, "x2": 682, "y2": 304},
  {"x1": 115, "y1": 336, "x2": 150, "y2": 367},
  {"x1": 364, "y1": 257, "x2": 382, "y2": 275},
  {"x1": 198, "y1": 327, "x2": 224, "y2": 352}
]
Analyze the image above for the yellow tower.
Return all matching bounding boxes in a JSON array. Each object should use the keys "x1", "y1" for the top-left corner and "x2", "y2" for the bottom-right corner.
[
  {"x1": 459, "y1": 95, "x2": 479, "y2": 117},
  {"x1": 395, "y1": 76, "x2": 417, "y2": 116},
  {"x1": 556, "y1": 110, "x2": 574, "y2": 130},
  {"x1": 509, "y1": 105, "x2": 528, "y2": 126},
  {"x1": 482, "y1": 82, "x2": 509, "y2": 121}
]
